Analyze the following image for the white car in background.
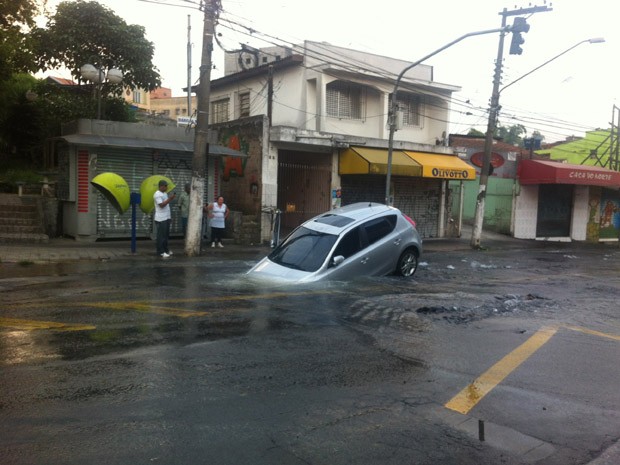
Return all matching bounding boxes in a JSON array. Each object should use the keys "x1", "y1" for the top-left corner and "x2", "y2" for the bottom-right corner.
[{"x1": 247, "y1": 202, "x2": 422, "y2": 283}]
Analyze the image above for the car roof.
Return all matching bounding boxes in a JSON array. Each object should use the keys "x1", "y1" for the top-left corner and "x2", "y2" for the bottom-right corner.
[{"x1": 303, "y1": 202, "x2": 398, "y2": 234}]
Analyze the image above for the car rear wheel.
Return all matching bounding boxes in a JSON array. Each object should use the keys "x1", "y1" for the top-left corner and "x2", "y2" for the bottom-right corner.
[{"x1": 397, "y1": 249, "x2": 418, "y2": 277}]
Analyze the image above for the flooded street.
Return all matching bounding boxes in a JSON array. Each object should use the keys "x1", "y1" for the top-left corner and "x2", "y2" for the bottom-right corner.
[{"x1": 1, "y1": 240, "x2": 620, "y2": 464}]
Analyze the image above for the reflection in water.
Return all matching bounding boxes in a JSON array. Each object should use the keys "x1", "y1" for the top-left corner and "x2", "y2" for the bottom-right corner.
[{"x1": 0, "y1": 330, "x2": 61, "y2": 365}]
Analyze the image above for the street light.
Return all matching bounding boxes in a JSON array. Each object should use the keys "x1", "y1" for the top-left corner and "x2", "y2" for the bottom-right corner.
[
  {"x1": 385, "y1": 27, "x2": 507, "y2": 205},
  {"x1": 470, "y1": 37, "x2": 606, "y2": 248},
  {"x1": 500, "y1": 37, "x2": 605, "y2": 95},
  {"x1": 80, "y1": 62, "x2": 123, "y2": 120}
]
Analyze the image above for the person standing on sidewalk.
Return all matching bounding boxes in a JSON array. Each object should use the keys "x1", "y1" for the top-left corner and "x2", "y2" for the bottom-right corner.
[
  {"x1": 154, "y1": 180, "x2": 176, "y2": 258},
  {"x1": 178, "y1": 183, "x2": 190, "y2": 237},
  {"x1": 205, "y1": 196, "x2": 229, "y2": 248}
]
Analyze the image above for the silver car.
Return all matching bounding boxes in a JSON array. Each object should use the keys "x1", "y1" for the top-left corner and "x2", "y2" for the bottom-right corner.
[{"x1": 247, "y1": 202, "x2": 422, "y2": 283}]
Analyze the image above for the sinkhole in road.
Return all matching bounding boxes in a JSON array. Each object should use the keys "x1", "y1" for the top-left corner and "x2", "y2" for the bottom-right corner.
[{"x1": 415, "y1": 293, "x2": 551, "y2": 324}]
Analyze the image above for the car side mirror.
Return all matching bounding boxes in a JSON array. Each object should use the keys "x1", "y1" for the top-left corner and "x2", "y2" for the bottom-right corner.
[{"x1": 332, "y1": 255, "x2": 345, "y2": 266}]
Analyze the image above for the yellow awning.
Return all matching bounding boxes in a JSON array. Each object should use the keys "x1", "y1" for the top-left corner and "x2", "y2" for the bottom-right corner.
[
  {"x1": 404, "y1": 151, "x2": 476, "y2": 181},
  {"x1": 339, "y1": 147, "x2": 422, "y2": 177}
]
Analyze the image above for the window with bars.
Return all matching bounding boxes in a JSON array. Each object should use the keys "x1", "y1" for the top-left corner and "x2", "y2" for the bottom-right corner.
[
  {"x1": 239, "y1": 92, "x2": 250, "y2": 118},
  {"x1": 210, "y1": 98, "x2": 229, "y2": 123},
  {"x1": 391, "y1": 93, "x2": 422, "y2": 127},
  {"x1": 326, "y1": 81, "x2": 364, "y2": 120}
]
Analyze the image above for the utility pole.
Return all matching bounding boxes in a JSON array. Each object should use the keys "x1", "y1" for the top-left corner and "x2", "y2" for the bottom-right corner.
[
  {"x1": 470, "y1": 5, "x2": 552, "y2": 249},
  {"x1": 610, "y1": 105, "x2": 620, "y2": 171},
  {"x1": 187, "y1": 14, "x2": 192, "y2": 118},
  {"x1": 267, "y1": 65, "x2": 274, "y2": 126},
  {"x1": 185, "y1": 0, "x2": 219, "y2": 256}
]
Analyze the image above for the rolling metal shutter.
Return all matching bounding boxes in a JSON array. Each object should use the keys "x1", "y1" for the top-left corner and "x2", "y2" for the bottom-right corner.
[
  {"x1": 151, "y1": 150, "x2": 195, "y2": 236},
  {"x1": 393, "y1": 177, "x2": 441, "y2": 238},
  {"x1": 95, "y1": 147, "x2": 153, "y2": 238}
]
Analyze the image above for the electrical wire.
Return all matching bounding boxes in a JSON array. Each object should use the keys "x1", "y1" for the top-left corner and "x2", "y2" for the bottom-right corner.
[{"x1": 131, "y1": 0, "x2": 607, "y2": 143}]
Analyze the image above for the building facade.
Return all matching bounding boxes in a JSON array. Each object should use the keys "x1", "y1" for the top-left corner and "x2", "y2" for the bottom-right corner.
[
  {"x1": 203, "y1": 40, "x2": 475, "y2": 242},
  {"x1": 54, "y1": 119, "x2": 245, "y2": 241}
]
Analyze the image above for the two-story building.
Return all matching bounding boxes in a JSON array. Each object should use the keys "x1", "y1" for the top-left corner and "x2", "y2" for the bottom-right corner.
[{"x1": 205, "y1": 40, "x2": 475, "y2": 242}]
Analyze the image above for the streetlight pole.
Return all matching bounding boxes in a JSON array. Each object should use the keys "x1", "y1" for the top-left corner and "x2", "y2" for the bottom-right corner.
[
  {"x1": 470, "y1": 36, "x2": 604, "y2": 248},
  {"x1": 500, "y1": 37, "x2": 605, "y2": 95},
  {"x1": 385, "y1": 27, "x2": 508, "y2": 206},
  {"x1": 80, "y1": 62, "x2": 123, "y2": 120}
]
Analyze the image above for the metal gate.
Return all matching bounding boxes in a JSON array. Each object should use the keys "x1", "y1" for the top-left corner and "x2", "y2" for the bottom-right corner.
[
  {"x1": 277, "y1": 151, "x2": 332, "y2": 233},
  {"x1": 393, "y1": 177, "x2": 441, "y2": 238}
]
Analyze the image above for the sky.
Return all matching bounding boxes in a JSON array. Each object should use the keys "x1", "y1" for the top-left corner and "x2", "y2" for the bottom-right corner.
[{"x1": 43, "y1": 0, "x2": 619, "y2": 143}]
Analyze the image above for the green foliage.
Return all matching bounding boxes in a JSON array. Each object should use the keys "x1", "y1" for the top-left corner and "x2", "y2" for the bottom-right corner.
[
  {"x1": 467, "y1": 128, "x2": 485, "y2": 137},
  {"x1": 0, "y1": 75, "x2": 138, "y2": 166},
  {"x1": 0, "y1": 0, "x2": 42, "y2": 28},
  {"x1": 495, "y1": 124, "x2": 526, "y2": 146},
  {"x1": 0, "y1": 168, "x2": 43, "y2": 184},
  {"x1": 34, "y1": 0, "x2": 161, "y2": 93},
  {"x1": 0, "y1": 166, "x2": 43, "y2": 193},
  {"x1": 0, "y1": 0, "x2": 44, "y2": 80},
  {"x1": 1, "y1": 1, "x2": 157, "y2": 166}
]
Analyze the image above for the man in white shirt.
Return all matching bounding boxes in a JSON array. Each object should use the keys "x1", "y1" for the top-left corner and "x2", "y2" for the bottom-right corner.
[{"x1": 154, "y1": 180, "x2": 176, "y2": 258}]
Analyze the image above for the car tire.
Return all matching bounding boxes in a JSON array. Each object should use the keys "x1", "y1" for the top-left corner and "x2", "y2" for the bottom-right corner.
[{"x1": 396, "y1": 249, "x2": 418, "y2": 277}]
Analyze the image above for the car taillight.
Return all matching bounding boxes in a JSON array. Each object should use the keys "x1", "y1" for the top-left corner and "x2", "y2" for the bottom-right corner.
[{"x1": 403, "y1": 214, "x2": 416, "y2": 229}]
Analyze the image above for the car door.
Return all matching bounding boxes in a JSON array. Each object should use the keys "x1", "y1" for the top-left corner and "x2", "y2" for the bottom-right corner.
[
  {"x1": 326, "y1": 215, "x2": 398, "y2": 279},
  {"x1": 358, "y1": 214, "x2": 399, "y2": 276},
  {"x1": 323, "y1": 226, "x2": 366, "y2": 280}
]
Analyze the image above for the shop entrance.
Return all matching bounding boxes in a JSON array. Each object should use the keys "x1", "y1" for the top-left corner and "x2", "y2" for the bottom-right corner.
[{"x1": 536, "y1": 184, "x2": 573, "y2": 237}]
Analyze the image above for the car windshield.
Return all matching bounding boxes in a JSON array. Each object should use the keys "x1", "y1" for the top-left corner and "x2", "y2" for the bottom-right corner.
[{"x1": 268, "y1": 226, "x2": 338, "y2": 272}]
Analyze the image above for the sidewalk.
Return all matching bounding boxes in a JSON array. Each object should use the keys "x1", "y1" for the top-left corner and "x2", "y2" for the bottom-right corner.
[
  {"x1": 0, "y1": 237, "x2": 267, "y2": 264},
  {"x1": 0, "y1": 227, "x2": 531, "y2": 264}
]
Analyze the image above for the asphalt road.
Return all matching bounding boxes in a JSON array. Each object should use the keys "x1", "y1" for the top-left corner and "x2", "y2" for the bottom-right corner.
[{"x1": 1, "y1": 239, "x2": 620, "y2": 464}]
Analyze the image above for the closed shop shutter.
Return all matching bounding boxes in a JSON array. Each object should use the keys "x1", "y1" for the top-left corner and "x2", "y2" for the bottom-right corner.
[
  {"x1": 536, "y1": 184, "x2": 573, "y2": 237},
  {"x1": 340, "y1": 175, "x2": 442, "y2": 239},
  {"x1": 151, "y1": 150, "x2": 195, "y2": 236},
  {"x1": 96, "y1": 148, "x2": 153, "y2": 238},
  {"x1": 393, "y1": 177, "x2": 441, "y2": 238}
]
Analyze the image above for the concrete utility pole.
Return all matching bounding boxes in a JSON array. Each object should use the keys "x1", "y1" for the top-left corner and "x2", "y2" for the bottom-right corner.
[
  {"x1": 187, "y1": 15, "x2": 192, "y2": 118},
  {"x1": 470, "y1": 5, "x2": 552, "y2": 249},
  {"x1": 185, "y1": 0, "x2": 219, "y2": 256}
]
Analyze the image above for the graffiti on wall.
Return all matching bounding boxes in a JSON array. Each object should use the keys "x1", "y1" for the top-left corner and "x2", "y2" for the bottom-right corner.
[
  {"x1": 152, "y1": 151, "x2": 192, "y2": 171},
  {"x1": 219, "y1": 132, "x2": 249, "y2": 180},
  {"x1": 599, "y1": 190, "x2": 620, "y2": 240}
]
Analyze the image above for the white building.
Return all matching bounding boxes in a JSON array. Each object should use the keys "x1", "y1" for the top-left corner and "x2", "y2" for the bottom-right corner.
[{"x1": 205, "y1": 40, "x2": 475, "y2": 242}]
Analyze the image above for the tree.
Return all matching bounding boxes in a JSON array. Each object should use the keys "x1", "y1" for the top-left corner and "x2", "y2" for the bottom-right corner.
[
  {"x1": 495, "y1": 123, "x2": 526, "y2": 146},
  {"x1": 467, "y1": 128, "x2": 485, "y2": 137},
  {"x1": 34, "y1": 0, "x2": 161, "y2": 93},
  {"x1": 0, "y1": 0, "x2": 44, "y2": 81}
]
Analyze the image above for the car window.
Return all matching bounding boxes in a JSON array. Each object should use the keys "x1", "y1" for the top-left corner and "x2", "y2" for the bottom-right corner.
[
  {"x1": 313, "y1": 214, "x2": 355, "y2": 227},
  {"x1": 268, "y1": 226, "x2": 337, "y2": 272},
  {"x1": 363, "y1": 215, "x2": 397, "y2": 245},
  {"x1": 332, "y1": 227, "x2": 363, "y2": 260}
]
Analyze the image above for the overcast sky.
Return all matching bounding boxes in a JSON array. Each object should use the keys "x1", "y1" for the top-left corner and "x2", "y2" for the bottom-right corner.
[{"x1": 44, "y1": 0, "x2": 619, "y2": 143}]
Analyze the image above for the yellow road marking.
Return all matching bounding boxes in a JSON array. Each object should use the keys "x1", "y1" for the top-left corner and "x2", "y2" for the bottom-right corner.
[
  {"x1": 445, "y1": 326, "x2": 558, "y2": 415},
  {"x1": 88, "y1": 302, "x2": 210, "y2": 318},
  {"x1": 0, "y1": 317, "x2": 95, "y2": 332},
  {"x1": 71, "y1": 290, "x2": 341, "y2": 317},
  {"x1": 565, "y1": 325, "x2": 620, "y2": 342}
]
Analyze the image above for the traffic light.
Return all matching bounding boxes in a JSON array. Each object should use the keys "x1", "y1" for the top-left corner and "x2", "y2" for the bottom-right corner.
[{"x1": 509, "y1": 17, "x2": 530, "y2": 55}]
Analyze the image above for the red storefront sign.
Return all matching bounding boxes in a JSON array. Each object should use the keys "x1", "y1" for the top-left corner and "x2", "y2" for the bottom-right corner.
[{"x1": 518, "y1": 159, "x2": 620, "y2": 187}]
